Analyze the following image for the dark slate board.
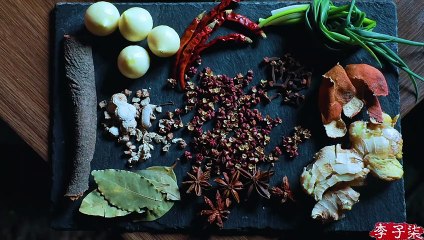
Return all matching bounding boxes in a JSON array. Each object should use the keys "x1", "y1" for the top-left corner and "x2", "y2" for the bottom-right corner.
[{"x1": 51, "y1": 0, "x2": 405, "y2": 233}]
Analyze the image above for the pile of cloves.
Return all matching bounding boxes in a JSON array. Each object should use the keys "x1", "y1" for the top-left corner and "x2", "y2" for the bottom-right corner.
[{"x1": 262, "y1": 54, "x2": 312, "y2": 106}]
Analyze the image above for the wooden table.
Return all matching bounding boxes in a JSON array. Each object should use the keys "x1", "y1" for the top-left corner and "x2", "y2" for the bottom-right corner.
[{"x1": 0, "y1": 0, "x2": 422, "y2": 239}]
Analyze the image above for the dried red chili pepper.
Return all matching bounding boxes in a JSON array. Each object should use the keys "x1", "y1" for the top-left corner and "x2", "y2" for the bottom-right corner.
[
  {"x1": 177, "y1": 21, "x2": 217, "y2": 90},
  {"x1": 172, "y1": 11, "x2": 206, "y2": 78},
  {"x1": 225, "y1": 12, "x2": 266, "y2": 38},
  {"x1": 188, "y1": 33, "x2": 253, "y2": 69},
  {"x1": 196, "y1": 0, "x2": 240, "y2": 31}
]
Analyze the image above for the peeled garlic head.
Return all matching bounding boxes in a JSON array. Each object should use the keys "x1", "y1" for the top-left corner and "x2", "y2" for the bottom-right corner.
[
  {"x1": 147, "y1": 25, "x2": 180, "y2": 57},
  {"x1": 84, "y1": 1, "x2": 120, "y2": 36},
  {"x1": 117, "y1": 46, "x2": 150, "y2": 79},
  {"x1": 119, "y1": 7, "x2": 153, "y2": 42}
]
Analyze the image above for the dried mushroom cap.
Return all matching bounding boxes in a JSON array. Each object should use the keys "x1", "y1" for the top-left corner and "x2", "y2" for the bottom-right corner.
[
  {"x1": 349, "y1": 113, "x2": 403, "y2": 181},
  {"x1": 345, "y1": 64, "x2": 388, "y2": 123},
  {"x1": 311, "y1": 186, "x2": 360, "y2": 222},
  {"x1": 319, "y1": 64, "x2": 362, "y2": 138},
  {"x1": 301, "y1": 144, "x2": 369, "y2": 201}
]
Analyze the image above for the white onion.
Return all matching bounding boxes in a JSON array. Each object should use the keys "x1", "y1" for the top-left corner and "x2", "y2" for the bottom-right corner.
[
  {"x1": 119, "y1": 7, "x2": 153, "y2": 42},
  {"x1": 147, "y1": 25, "x2": 180, "y2": 57},
  {"x1": 84, "y1": 1, "x2": 120, "y2": 36},
  {"x1": 117, "y1": 46, "x2": 150, "y2": 79}
]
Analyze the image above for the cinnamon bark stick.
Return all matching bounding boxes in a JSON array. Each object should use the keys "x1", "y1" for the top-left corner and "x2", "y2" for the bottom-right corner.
[{"x1": 63, "y1": 35, "x2": 97, "y2": 200}]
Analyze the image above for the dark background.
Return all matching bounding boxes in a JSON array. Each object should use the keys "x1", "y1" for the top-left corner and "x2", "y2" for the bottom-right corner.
[{"x1": 0, "y1": 100, "x2": 423, "y2": 239}]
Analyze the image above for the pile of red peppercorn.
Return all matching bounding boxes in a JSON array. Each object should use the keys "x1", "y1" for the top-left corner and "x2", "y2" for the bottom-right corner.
[{"x1": 176, "y1": 67, "x2": 298, "y2": 228}]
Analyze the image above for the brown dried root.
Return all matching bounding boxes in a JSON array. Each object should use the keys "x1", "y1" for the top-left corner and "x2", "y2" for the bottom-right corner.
[
  {"x1": 311, "y1": 186, "x2": 360, "y2": 222},
  {"x1": 349, "y1": 113, "x2": 403, "y2": 181},
  {"x1": 301, "y1": 144, "x2": 369, "y2": 201}
]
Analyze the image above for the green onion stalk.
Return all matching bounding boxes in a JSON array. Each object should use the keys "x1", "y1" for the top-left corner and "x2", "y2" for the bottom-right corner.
[{"x1": 258, "y1": 0, "x2": 424, "y2": 99}]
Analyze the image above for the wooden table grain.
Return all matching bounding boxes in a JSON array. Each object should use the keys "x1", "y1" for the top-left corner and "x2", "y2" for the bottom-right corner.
[{"x1": 0, "y1": 0, "x2": 422, "y2": 239}]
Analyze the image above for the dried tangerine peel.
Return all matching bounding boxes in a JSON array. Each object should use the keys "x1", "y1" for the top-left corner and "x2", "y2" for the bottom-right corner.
[
  {"x1": 319, "y1": 64, "x2": 361, "y2": 138},
  {"x1": 345, "y1": 64, "x2": 389, "y2": 123}
]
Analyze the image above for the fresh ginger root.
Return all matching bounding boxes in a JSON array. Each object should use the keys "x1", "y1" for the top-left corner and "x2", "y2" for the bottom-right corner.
[
  {"x1": 301, "y1": 144, "x2": 368, "y2": 201},
  {"x1": 311, "y1": 186, "x2": 360, "y2": 222},
  {"x1": 302, "y1": 113, "x2": 403, "y2": 222},
  {"x1": 349, "y1": 113, "x2": 403, "y2": 181}
]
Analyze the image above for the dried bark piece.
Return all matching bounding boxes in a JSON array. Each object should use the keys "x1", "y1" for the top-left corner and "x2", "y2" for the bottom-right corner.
[
  {"x1": 63, "y1": 35, "x2": 97, "y2": 200},
  {"x1": 345, "y1": 64, "x2": 389, "y2": 123},
  {"x1": 319, "y1": 64, "x2": 362, "y2": 138}
]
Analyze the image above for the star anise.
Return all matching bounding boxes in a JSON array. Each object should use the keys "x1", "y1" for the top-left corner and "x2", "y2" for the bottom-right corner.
[
  {"x1": 271, "y1": 176, "x2": 295, "y2": 204},
  {"x1": 200, "y1": 191, "x2": 230, "y2": 229},
  {"x1": 214, "y1": 171, "x2": 243, "y2": 203},
  {"x1": 182, "y1": 168, "x2": 211, "y2": 196},
  {"x1": 238, "y1": 167, "x2": 275, "y2": 199}
]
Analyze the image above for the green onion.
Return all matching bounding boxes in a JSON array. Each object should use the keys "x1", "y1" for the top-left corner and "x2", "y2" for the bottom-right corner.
[{"x1": 259, "y1": 0, "x2": 424, "y2": 99}]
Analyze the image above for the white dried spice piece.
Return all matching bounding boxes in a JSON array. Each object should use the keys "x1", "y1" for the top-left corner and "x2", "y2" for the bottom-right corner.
[
  {"x1": 140, "y1": 89, "x2": 150, "y2": 98},
  {"x1": 135, "y1": 129, "x2": 143, "y2": 142},
  {"x1": 104, "y1": 111, "x2": 111, "y2": 120},
  {"x1": 99, "y1": 100, "x2": 107, "y2": 109},
  {"x1": 171, "y1": 138, "x2": 184, "y2": 143},
  {"x1": 162, "y1": 143, "x2": 171, "y2": 152},
  {"x1": 100, "y1": 89, "x2": 177, "y2": 165},
  {"x1": 141, "y1": 104, "x2": 154, "y2": 129},
  {"x1": 140, "y1": 97, "x2": 150, "y2": 106},
  {"x1": 108, "y1": 126, "x2": 119, "y2": 137}
]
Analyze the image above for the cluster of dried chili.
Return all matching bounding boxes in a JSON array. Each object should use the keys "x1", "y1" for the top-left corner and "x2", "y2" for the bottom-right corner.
[
  {"x1": 262, "y1": 54, "x2": 312, "y2": 106},
  {"x1": 172, "y1": 0, "x2": 266, "y2": 90}
]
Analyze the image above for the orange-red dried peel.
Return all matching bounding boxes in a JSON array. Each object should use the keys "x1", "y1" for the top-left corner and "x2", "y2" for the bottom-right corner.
[
  {"x1": 319, "y1": 64, "x2": 358, "y2": 138},
  {"x1": 345, "y1": 64, "x2": 389, "y2": 123}
]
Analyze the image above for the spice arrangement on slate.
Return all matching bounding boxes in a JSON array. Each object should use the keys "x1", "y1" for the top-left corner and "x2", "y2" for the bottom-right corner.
[{"x1": 52, "y1": 0, "x2": 424, "y2": 232}]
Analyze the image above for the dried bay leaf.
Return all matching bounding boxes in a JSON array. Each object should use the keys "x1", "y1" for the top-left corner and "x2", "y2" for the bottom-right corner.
[
  {"x1": 92, "y1": 169, "x2": 163, "y2": 212},
  {"x1": 145, "y1": 165, "x2": 177, "y2": 181},
  {"x1": 136, "y1": 200, "x2": 175, "y2": 222},
  {"x1": 136, "y1": 167, "x2": 180, "y2": 201},
  {"x1": 79, "y1": 189, "x2": 134, "y2": 218}
]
